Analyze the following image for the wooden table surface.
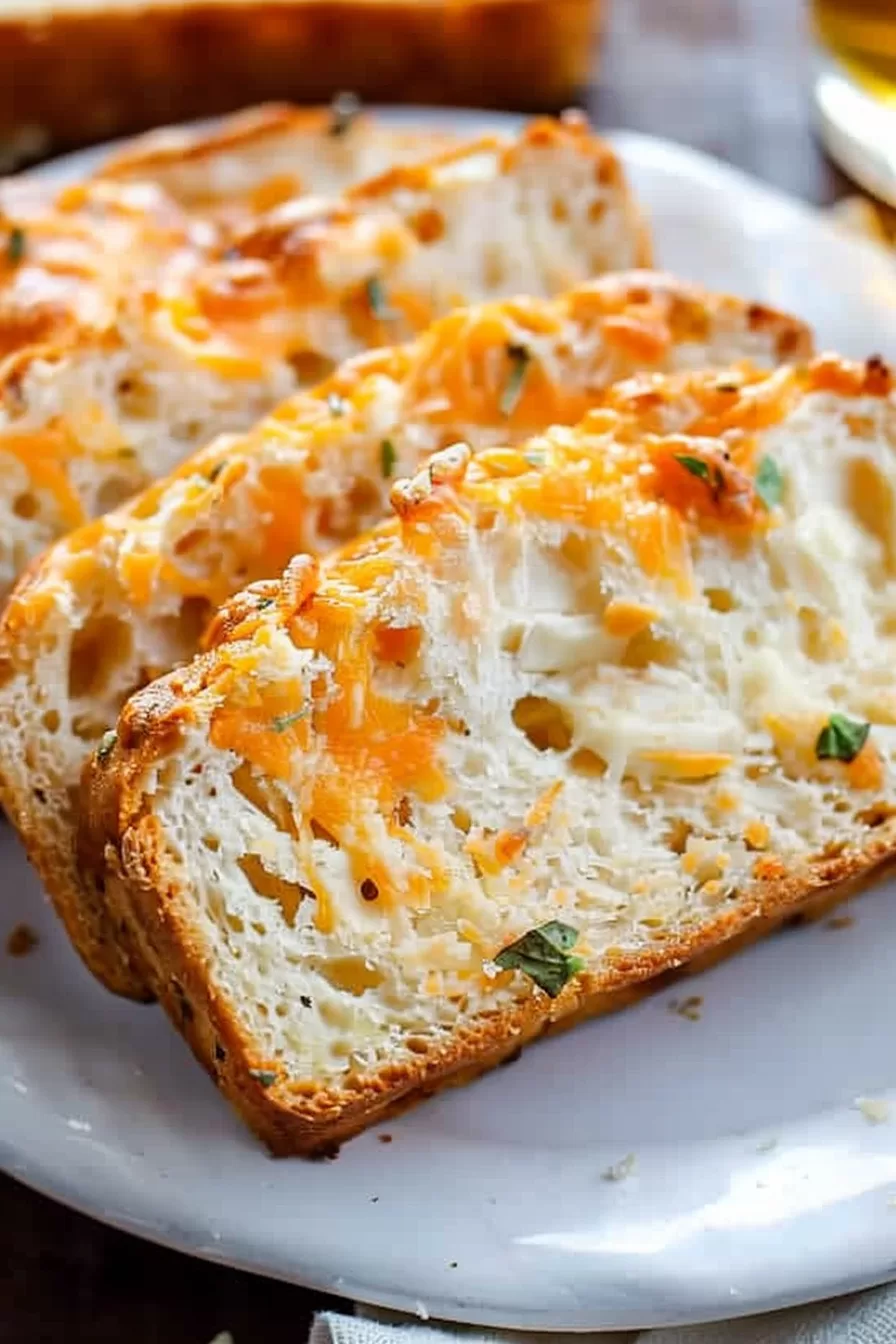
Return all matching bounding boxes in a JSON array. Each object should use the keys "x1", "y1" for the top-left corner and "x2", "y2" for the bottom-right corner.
[{"x1": 1, "y1": 1, "x2": 851, "y2": 1341}]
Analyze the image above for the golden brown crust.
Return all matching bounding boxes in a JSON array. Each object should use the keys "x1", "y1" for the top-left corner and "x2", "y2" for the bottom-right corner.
[{"x1": 0, "y1": 0, "x2": 601, "y2": 161}]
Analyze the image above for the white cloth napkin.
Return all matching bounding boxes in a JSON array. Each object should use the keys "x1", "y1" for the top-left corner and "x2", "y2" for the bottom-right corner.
[{"x1": 308, "y1": 1282, "x2": 896, "y2": 1344}]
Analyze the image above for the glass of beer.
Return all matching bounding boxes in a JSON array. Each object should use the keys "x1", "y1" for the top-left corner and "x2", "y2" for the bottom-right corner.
[{"x1": 813, "y1": 0, "x2": 896, "y2": 204}]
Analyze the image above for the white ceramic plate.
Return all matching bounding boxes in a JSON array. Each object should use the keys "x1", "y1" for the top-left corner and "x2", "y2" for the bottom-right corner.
[{"x1": 5, "y1": 110, "x2": 896, "y2": 1334}]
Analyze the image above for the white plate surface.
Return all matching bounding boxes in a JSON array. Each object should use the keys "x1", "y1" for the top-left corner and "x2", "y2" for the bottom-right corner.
[{"x1": 6, "y1": 110, "x2": 896, "y2": 1334}]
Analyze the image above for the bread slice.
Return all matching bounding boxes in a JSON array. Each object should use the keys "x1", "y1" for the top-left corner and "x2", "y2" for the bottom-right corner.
[
  {"x1": 0, "y1": 2, "x2": 599, "y2": 164},
  {"x1": 77, "y1": 352, "x2": 896, "y2": 1155},
  {"x1": 95, "y1": 102, "x2": 459, "y2": 222},
  {"x1": 0, "y1": 273, "x2": 811, "y2": 1000},
  {"x1": 0, "y1": 115, "x2": 647, "y2": 603}
]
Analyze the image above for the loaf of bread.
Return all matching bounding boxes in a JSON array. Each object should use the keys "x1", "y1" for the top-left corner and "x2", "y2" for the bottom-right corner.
[
  {"x1": 76, "y1": 353, "x2": 896, "y2": 1155},
  {"x1": 0, "y1": 273, "x2": 810, "y2": 999},
  {"x1": 0, "y1": 115, "x2": 646, "y2": 604},
  {"x1": 0, "y1": 2, "x2": 600, "y2": 165}
]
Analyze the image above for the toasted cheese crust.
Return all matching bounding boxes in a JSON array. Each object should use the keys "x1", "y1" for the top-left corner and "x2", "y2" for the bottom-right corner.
[
  {"x1": 0, "y1": 273, "x2": 811, "y2": 999},
  {"x1": 0, "y1": 114, "x2": 647, "y2": 604},
  {"x1": 76, "y1": 354, "x2": 896, "y2": 1155}
]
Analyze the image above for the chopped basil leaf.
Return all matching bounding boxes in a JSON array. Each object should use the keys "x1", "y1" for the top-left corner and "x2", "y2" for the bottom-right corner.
[
  {"x1": 815, "y1": 713, "x2": 870, "y2": 764},
  {"x1": 96, "y1": 729, "x2": 118, "y2": 763},
  {"x1": 673, "y1": 453, "x2": 711, "y2": 483},
  {"x1": 500, "y1": 344, "x2": 531, "y2": 416},
  {"x1": 271, "y1": 709, "x2": 308, "y2": 733},
  {"x1": 207, "y1": 459, "x2": 228, "y2": 483},
  {"x1": 250, "y1": 1069, "x2": 277, "y2": 1088},
  {"x1": 494, "y1": 920, "x2": 584, "y2": 999},
  {"x1": 329, "y1": 91, "x2": 361, "y2": 137},
  {"x1": 327, "y1": 392, "x2": 347, "y2": 417},
  {"x1": 365, "y1": 275, "x2": 396, "y2": 321},
  {"x1": 256, "y1": 597, "x2": 274, "y2": 610},
  {"x1": 524, "y1": 449, "x2": 545, "y2": 468},
  {"x1": 7, "y1": 226, "x2": 25, "y2": 265},
  {"x1": 381, "y1": 438, "x2": 397, "y2": 478},
  {"x1": 755, "y1": 455, "x2": 784, "y2": 510}
]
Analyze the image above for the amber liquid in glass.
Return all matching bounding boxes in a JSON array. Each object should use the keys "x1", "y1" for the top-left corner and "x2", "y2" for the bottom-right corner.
[{"x1": 814, "y1": 0, "x2": 896, "y2": 102}]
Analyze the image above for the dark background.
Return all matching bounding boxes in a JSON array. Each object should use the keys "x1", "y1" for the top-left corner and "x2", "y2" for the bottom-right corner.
[{"x1": 1, "y1": 0, "x2": 852, "y2": 1340}]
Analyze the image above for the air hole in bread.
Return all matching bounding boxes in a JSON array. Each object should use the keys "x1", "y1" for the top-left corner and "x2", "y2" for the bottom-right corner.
[
  {"x1": 237, "y1": 854, "x2": 309, "y2": 928},
  {"x1": 320, "y1": 956, "x2": 384, "y2": 996},
  {"x1": 569, "y1": 747, "x2": 607, "y2": 777},
  {"x1": 856, "y1": 801, "x2": 896, "y2": 827},
  {"x1": 41, "y1": 709, "x2": 60, "y2": 733},
  {"x1": 706, "y1": 587, "x2": 738, "y2": 613},
  {"x1": 512, "y1": 696, "x2": 573, "y2": 752},
  {"x1": 410, "y1": 207, "x2": 445, "y2": 244},
  {"x1": 68, "y1": 616, "x2": 133, "y2": 700},
  {"x1": 72, "y1": 711, "x2": 115, "y2": 742},
  {"x1": 451, "y1": 805, "x2": 472, "y2": 834},
  {"x1": 12, "y1": 492, "x2": 38, "y2": 520},
  {"x1": 97, "y1": 476, "x2": 139, "y2": 515},
  {"x1": 117, "y1": 374, "x2": 158, "y2": 420},
  {"x1": 846, "y1": 456, "x2": 896, "y2": 571},
  {"x1": 288, "y1": 350, "x2": 337, "y2": 385},
  {"x1": 621, "y1": 629, "x2": 678, "y2": 670},
  {"x1": 665, "y1": 818, "x2": 693, "y2": 855}
]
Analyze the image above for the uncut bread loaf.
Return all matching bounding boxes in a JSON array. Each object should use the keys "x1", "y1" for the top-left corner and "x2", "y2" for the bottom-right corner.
[
  {"x1": 0, "y1": 273, "x2": 811, "y2": 998},
  {"x1": 0, "y1": 114, "x2": 645, "y2": 602},
  {"x1": 77, "y1": 353, "x2": 896, "y2": 1155}
]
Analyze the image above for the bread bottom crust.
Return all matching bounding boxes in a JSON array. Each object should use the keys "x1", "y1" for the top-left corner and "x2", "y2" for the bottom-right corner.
[{"x1": 100, "y1": 823, "x2": 896, "y2": 1157}]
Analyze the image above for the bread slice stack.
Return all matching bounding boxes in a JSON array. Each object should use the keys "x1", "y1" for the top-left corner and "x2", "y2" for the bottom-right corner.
[
  {"x1": 0, "y1": 113, "x2": 645, "y2": 603},
  {"x1": 0, "y1": 272, "x2": 810, "y2": 998},
  {"x1": 79, "y1": 355, "x2": 896, "y2": 1154}
]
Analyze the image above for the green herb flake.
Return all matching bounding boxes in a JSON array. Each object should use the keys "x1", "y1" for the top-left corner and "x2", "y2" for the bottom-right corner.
[
  {"x1": 207, "y1": 459, "x2": 228, "y2": 483},
  {"x1": 524, "y1": 449, "x2": 545, "y2": 468},
  {"x1": 815, "y1": 713, "x2": 871, "y2": 764},
  {"x1": 256, "y1": 596, "x2": 275, "y2": 610},
  {"x1": 494, "y1": 920, "x2": 585, "y2": 999},
  {"x1": 754, "y1": 455, "x2": 784, "y2": 510},
  {"x1": 673, "y1": 453, "x2": 711, "y2": 484},
  {"x1": 500, "y1": 344, "x2": 531, "y2": 417},
  {"x1": 329, "y1": 91, "x2": 362, "y2": 138},
  {"x1": 96, "y1": 730, "x2": 118, "y2": 763},
  {"x1": 327, "y1": 392, "x2": 347, "y2": 418},
  {"x1": 380, "y1": 438, "x2": 397, "y2": 479},
  {"x1": 250, "y1": 1068, "x2": 278, "y2": 1088},
  {"x1": 271, "y1": 709, "x2": 309, "y2": 734},
  {"x1": 7, "y1": 226, "x2": 25, "y2": 266},
  {"x1": 365, "y1": 275, "x2": 396, "y2": 322}
]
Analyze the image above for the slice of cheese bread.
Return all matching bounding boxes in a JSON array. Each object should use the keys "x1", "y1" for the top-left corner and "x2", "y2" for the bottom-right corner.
[
  {"x1": 0, "y1": 114, "x2": 646, "y2": 603},
  {"x1": 0, "y1": 274, "x2": 810, "y2": 1000},
  {"x1": 77, "y1": 353, "x2": 896, "y2": 1156},
  {"x1": 95, "y1": 102, "x2": 459, "y2": 224}
]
